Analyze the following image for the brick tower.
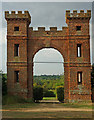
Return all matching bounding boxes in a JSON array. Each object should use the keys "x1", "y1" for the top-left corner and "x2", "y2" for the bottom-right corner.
[
  {"x1": 66, "y1": 10, "x2": 91, "y2": 102},
  {"x1": 5, "y1": 10, "x2": 91, "y2": 102},
  {"x1": 5, "y1": 11, "x2": 31, "y2": 98}
]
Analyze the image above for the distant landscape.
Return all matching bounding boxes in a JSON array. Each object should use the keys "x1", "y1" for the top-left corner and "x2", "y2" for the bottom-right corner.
[{"x1": 33, "y1": 75, "x2": 64, "y2": 96}]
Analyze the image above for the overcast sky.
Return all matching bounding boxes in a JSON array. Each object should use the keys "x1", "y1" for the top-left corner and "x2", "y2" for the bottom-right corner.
[{"x1": 1, "y1": 2, "x2": 93, "y2": 75}]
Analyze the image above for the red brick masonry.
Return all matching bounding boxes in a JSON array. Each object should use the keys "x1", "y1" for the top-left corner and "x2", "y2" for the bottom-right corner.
[{"x1": 5, "y1": 10, "x2": 92, "y2": 102}]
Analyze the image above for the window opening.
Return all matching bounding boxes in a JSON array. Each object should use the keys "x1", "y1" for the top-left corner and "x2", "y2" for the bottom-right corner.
[
  {"x1": 77, "y1": 72, "x2": 82, "y2": 84},
  {"x1": 76, "y1": 26, "x2": 81, "y2": 31},
  {"x1": 14, "y1": 44, "x2": 19, "y2": 56},
  {"x1": 77, "y1": 44, "x2": 81, "y2": 57},
  {"x1": 14, "y1": 26, "x2": 19, "y2": 31},
  {"x1": 14, "y1": 71, "x2": 19, "y2": 82}
]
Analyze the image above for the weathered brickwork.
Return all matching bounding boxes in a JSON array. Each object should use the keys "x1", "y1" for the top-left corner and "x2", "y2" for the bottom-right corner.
[{"x1": 5, "y1": 10, "x2": 91, "y2": 102}]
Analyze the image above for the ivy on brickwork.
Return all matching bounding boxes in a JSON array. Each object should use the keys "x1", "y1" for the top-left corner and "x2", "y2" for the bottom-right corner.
[{"x1": 91, "y1": 63, "x2": 94, "y2": 88}]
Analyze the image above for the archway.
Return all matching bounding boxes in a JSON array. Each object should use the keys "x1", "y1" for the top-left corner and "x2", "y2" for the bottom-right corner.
[{"x1": 33, "y1": 48, "x2": 64, "y2": 102}]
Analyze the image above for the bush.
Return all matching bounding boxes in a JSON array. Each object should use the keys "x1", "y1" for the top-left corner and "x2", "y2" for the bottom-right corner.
[
  {"x1": 33, "y1": 86, "x2": 43, "y2": 102},
  {"x1": 2, "y1": 74, "x2": 7, "y2": 96},
  {"x1": 43, "y1": 89, "x2": 56, "y2": 97},
  {"x1": 56, "y1": 86, "x2": 64, "y2": 102}
]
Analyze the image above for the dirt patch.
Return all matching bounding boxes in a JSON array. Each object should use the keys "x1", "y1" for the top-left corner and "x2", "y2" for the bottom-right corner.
[{"x1": 1, "y1": 107, "x2": 93, "y2": 112}]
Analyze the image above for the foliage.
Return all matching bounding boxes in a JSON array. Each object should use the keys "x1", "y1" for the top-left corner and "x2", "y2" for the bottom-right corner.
[
  {"x1": 91, "y1": 64, "x2": 94, "y2": 102},
  {"x1": 2, "y1": 74, "x2": 7, "y2": 96},
  {"x1": 33, "y1": 75, "x2": 64, "y2": 90},
  {"x1": 91, "y1": 63, "x2": 94, "y2": 88},
  {"x1": 43, "y1": 89, "x2": 56, "y2": 97},
  {"x1": 43, "y1": 97, "x2": 56, "y2": 100},
  {"x1": 56, "y1": 86, "x2": 64, "y2": 102},
  {"x1": 33, "y1": 86, "x2": 43, "y2": 102}
]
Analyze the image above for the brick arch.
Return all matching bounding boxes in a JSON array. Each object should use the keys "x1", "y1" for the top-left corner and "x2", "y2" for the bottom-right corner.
[
  {"x1": 32, "y1": 46, "x2": 65, "y2": 62},
  {"x1": 31, "y1": 38, "x2": 69, "y2": 63}
]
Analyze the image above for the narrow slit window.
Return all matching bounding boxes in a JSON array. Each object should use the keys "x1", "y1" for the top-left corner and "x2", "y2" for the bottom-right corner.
[
  {"x1": 14, "y1": 44, "x2": 19, "y2": 56},
  {"x1": 14, "y1": 71, "x2": 19, "y2": 82},
  {"x1": 77, "y1": 72, "x2": 82, "y2": 84},
  {"x1": 76, "y1": 26, "x2": 81, "y2": 31},
  {"x1": 14, "y1": 26, "x2": 19, "y2": 31},
  {"x1": 77, "y1": 44, "x2": 81, "y2": 57}
]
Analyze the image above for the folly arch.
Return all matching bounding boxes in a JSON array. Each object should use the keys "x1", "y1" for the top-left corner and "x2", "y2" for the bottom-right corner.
[{"x1": 5, "y1": 10, "x2": 91, "y2": 102}]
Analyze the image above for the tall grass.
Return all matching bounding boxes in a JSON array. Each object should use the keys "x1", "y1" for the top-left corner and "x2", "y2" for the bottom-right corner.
[{"x1": 2, "y1": 95, "x2": 33, "y2": 105}]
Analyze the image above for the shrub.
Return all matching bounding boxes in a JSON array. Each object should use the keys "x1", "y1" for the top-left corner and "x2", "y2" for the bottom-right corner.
[
  {"x1": 2, "y1": 74, "x2": 7, "y2": 96},
  {"x1": 56, "y1": 86, "x2": 64, "y2": 102},
  {"x1": 43, "y1": 89, "x2": 56, "y2": 97},
  {"x1": 33, "y1": 86, "x2": 43, "y2": 102}
]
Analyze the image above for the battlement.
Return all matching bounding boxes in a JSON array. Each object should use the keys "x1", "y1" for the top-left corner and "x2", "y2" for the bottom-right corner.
[
  {"x1": 66, "y1": 10, "x2": 91, "y2": 19},
  {"x1": 30, "y1": 27, "x2": 68, "y2": 32},
  {"x1": 5, "y1": 11, "x2": 31, "y2": 23},
  {"x1": 29, "y1": 26, "x2": 68, "y2": 37}
]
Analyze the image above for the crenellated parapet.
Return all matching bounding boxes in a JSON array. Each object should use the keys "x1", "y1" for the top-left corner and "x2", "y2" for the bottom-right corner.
[
  {"x1": 28, "y1": 27, "x2": 68, "y2": 37},
  {"x1": 5, "y1": 11, "x2": 31, "y2": 23},
  {"x1": 30, "y1": 27, "x2": 68, "y2": 32},
  {"x1": 66, "y1": 10, "x2": 91, "y2": 20}
]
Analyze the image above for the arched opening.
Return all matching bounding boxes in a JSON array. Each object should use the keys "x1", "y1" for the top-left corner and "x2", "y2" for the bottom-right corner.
[{"x1": 33, "y1": 48, "x2": 64, "y2": 102}]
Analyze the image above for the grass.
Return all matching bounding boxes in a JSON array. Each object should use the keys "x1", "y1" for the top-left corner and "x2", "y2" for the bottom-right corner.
[
  {"x1": 2, "y1": 110, "x2": 93, "y2": 118},
  {"x1": 2, "y1": 103, "x2": 37, "y2": 109},
  {"x1": 2, "y1": 102, "x2": 93, "y2": 109},
  {"x1": 43, "y1": 97, "x2": 56, "y2": 100},
  {"x1": 2, "y1": 95, "x2": 93, "y2": 109},
  {"x1": 2, "y1": 101, "x2": 93, "y2": 110},
  {"x1": 2, "y1": 98, "x2": 93, "y2": 119},
  {"x1": 61, "y1": 103, "x2": 94, "y2": 109},
  {"x1": 2, "y1": 95, "x2": 34, "y2": 105}
]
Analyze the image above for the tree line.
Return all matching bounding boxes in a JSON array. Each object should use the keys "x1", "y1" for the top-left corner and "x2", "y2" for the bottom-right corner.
[{"x1": 33, "y1": 75, "x2": 64, "y2": 90}]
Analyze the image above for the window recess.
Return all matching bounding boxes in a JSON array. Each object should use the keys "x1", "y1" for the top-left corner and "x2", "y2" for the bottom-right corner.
[
  {"x1": 76, "y1": 26, "x2": 81, "y2": 31},
  {"x1": 14, "y1": 26, "x2": 19, "y2": 31},
  {"x1": 77, "y1": 44, "x2": 81, "y2": 57},
  {"x1": 77, "y1": 72, "x2": 82, "y2": 85},
  {"x1": 14, "y1": 71, "x2": 19, "y2": 83},
  {"x1": 14, "y1": 44, "x2": 19, "y2": 56}
]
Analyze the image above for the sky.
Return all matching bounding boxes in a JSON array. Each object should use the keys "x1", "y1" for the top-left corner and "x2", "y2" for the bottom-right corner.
[{"x1": 0, "y1": 2, "x2": 93, "y2": 75}]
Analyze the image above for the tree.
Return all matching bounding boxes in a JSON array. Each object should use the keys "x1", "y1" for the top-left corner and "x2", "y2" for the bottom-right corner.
[
  {"x1": 91, "y1": 63, "x2": 94, "y2": 88},
  {"x1": 91, "y1": 63, "x2": 94, "y2": 102},
  {"x1": 2, "y1": 74, "x2": 7, "y2": 96}
]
